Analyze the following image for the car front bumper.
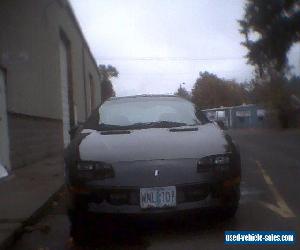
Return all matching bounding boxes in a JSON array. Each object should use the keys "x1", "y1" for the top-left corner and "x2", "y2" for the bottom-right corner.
[
  {"x1": 68, "y1": 178, "x2": 240, "y2": 215},
  {"x1": 87, "y1": 194, "x2": 222, "y2": 214}
]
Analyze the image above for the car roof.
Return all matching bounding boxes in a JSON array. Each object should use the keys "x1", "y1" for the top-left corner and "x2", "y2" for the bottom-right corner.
[{"x1": 106, "y1": 94, "x2": 188, "y2": 103}]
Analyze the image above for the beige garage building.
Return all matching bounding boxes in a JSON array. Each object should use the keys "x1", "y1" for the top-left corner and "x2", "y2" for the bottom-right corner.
[{"x1": 0, "y1": 0, "x2": 103, "y2": 170}]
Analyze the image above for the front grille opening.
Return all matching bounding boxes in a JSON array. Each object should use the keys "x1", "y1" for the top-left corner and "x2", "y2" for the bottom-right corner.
[
  {"x1": 89, "y1": 185, "x2": 211, "y2": 206},
  {"x1": 107, "y1": 192, "x2": 129, "y2": 205},
  {"x1": 90, "y1": 189, "x2": 139, "y2": 206},
  {"x1": 178, "y1": 184, "x2": 210, "y2": 203}
]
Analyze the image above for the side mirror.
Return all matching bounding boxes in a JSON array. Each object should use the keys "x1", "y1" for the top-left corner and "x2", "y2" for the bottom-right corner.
[
  {"x1": 69, "y1": 124, "x2": 80, "y2": 138},
  {"x1": 216, "y1": 120, "x2": 227, "y2": 130}
]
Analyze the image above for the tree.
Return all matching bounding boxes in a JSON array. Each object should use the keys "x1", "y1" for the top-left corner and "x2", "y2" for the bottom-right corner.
[
  {"x1": 239, "y1": 0, "x2": 300, "y2": 77},
  {"x1": 191, "y1": 72, "x2": 249, "y2": 109},
  {"x1": 248, "y1": 75, "x2": 300, "y2": 127},
  {"x1": 98, "y1": 64, "x2": 118, "y2": 102},
  {"x1": 287, "y1": 75, "x2": 300, "y2": 96},
  {"x1": 101, "y1": 79, "x2": 116, "y2": 101},
  {"x1": 175, "y1": 83, "x2": 191, "y2": 100},
  {"x1": 239, "y1": 1, "x2": 300, "y2": 127},
  {"x1": 99, "y1": 64, "x2": 119, "y2": 78}
]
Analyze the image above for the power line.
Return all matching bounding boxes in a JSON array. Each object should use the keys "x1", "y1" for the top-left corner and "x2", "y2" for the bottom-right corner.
[
  {"x1": 97, "y1": 56, "x2": 245, "y2": 62},
  {"x1": 119, "y1": 69, "x2": 248, "y2": 76}
]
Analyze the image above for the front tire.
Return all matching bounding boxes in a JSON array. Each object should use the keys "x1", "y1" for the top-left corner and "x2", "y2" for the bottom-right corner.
[
  {"x1": 221, "y1": 202, "x2": 239, "y2": 218},
  {"x1": 219, "y1": 186, "x2": 240, "y2": 219},
  {"x1": 69, "y1": 209, "x2": 90, "y2": 246}
]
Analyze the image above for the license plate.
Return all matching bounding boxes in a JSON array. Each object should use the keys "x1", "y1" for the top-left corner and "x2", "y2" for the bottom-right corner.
[{"x1": 140, "y1": 186, "x2": 176, "y2": 209}]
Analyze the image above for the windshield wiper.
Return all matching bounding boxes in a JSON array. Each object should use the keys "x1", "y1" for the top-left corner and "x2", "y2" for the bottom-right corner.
[
  {"x1": 97, "y1": 124, "x2": 126, "y2": 131},
  {"x1": 97, "y1": 121, "x2": 188, "y2": 131},
  {"x1": 142, "y1": 121, "x2": 187, "y2": 128}
]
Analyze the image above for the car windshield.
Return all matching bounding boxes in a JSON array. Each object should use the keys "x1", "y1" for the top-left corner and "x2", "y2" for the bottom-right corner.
[{"x1": 98, "y1": 97, "x2": 205, "y2": 129}]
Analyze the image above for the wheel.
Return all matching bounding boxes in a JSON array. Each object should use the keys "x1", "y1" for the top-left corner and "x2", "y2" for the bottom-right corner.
[
  {"x1": 69, "y1": 209, "x2": 90, "y2": 246},
  {"x1": 219, "y1": 186, "x2": 240, "y2": 219},
  {"x1": 221, "y1": 202, "x2": 239, "y2": 218}
]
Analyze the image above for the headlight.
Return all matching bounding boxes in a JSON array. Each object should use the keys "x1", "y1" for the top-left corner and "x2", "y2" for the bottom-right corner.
[
  {"x1": 77, "y1": 164, "x2": 94, "y2": 171},
  {"x1": 77, "y1": 162, "x2": 114, "y2": 179},
  {"x1": 214, "y1": 155, "x2": 230, "y2": 165},
  {"x1": 197, "y1": 154, "x2": 231, "y2": 171}
]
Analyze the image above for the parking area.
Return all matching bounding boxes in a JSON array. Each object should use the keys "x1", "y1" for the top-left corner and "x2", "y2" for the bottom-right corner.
[{"x1": 11, "y1": 129, "x2": 300, "y2": 250}]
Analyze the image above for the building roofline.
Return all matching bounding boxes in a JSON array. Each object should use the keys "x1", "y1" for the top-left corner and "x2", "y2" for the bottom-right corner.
[
  {"x1": 202, "y1": 104, "x2": 257, "y2": 112},
  {"x1": 64, "y1": 0, "x2": 102, "y2": 81}
]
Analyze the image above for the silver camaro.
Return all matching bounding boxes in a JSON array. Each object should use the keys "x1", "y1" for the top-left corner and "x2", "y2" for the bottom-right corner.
[{"x1": 64, "y1": 95, "x2": 241, "y2": 244}]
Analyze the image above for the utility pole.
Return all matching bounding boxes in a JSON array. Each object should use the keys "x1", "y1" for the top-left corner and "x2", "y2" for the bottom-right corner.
[{"x1": 179, "y1": 82, "x2": 185, "y2": 90}]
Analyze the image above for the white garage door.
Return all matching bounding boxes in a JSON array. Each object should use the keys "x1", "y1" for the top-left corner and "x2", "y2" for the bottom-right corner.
[
  {"x1": 59, "y1": 40, "x2": 71, "y2": 147},
  {"x1": 0, "y1": 69, "x2": 10, "y2": 170}
]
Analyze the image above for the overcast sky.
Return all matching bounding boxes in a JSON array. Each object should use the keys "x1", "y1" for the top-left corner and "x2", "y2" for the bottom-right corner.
[{"x1": 70, "y1": 0, "x2": 300, "y2": 97}]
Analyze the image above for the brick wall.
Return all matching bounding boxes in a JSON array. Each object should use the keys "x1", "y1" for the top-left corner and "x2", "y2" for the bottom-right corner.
[{"x1": 8, "y1": 113, "x2": 64, "y2": 169}]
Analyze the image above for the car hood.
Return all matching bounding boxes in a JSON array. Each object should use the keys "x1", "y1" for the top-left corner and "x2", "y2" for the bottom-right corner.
[{"x1": 79, "y1": 123, "x2": 228, "y2": 163}]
